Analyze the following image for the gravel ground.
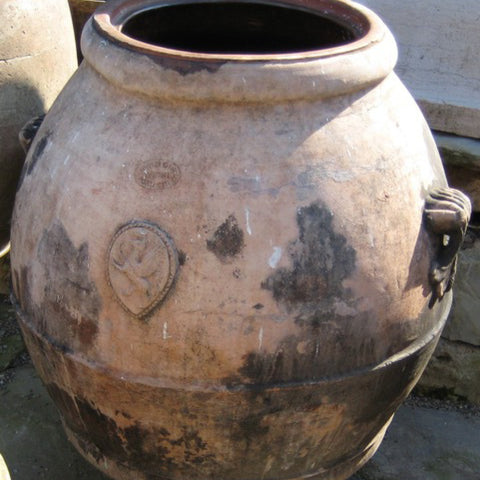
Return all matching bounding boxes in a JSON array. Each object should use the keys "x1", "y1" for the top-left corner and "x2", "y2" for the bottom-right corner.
[
  {"x1": 406, "y1": 390, "x2": 480, "y2": 418},
  {"x1": 0, "y1": 293, "x2": 29, "y2": 387},
  {"x1": 0, "y1": 294, "x2": 17, "y2": 337}
]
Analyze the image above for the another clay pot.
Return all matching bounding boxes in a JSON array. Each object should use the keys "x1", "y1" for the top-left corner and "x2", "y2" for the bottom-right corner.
[
  {"x1": 0, "y1": 0, "x2": 77, "y2": 255},
  {"x1": 10, "y1": 1, "x2": 471, "y2": 479}
]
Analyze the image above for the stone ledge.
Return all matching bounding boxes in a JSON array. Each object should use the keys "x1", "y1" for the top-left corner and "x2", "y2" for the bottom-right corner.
[
  {"x1": 358, "y1": 0, "x2": 480, "y2": 139},
  {"x1": 434, "y1": 132, "x2": 480, "y2": 171},
  {"x1": 435, "y1": 132, "x2": 480, "y2": 211}
]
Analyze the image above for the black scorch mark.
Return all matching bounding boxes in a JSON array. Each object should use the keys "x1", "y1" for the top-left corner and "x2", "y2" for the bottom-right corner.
[{"x1": 206, "y1": 214, "x2": 245, "y2": 262}]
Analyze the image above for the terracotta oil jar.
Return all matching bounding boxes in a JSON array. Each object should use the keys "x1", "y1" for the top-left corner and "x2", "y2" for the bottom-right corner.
[
  {"x1": 0, "y1": 0, "x2": 77, "y2": 255},
  {"x1": 10, "y1": 1, "x2": 471, "y2": 479}
]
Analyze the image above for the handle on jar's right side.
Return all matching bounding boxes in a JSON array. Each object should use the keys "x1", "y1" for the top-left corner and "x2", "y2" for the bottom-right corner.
[{"x1": 424, "y1": 187, "x2": 471, "y2": 305}]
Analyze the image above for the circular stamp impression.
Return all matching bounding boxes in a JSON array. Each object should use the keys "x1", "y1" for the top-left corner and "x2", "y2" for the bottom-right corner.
[
  {"x1": 134, "y1": 159, "x2": 181, "y2": 190},
  {"x1": 107, "y1": 221, "x2": 178, "y2": 319}
]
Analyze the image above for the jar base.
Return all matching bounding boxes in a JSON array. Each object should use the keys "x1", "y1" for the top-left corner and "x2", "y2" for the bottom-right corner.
[
  {"x1": 65, "y1": 418, "x2": 390, "y2": 480},
  {"x1": 15, "y1": 295, "x2": 450, "y2": 480}
]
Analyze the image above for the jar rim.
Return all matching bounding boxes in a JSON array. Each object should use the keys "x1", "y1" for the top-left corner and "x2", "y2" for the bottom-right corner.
[
  {"x1": 93, "y1": 0, "x2": 379, "y2": 62},
  {"x1": 82, "y1": 0, "x2": 398, "y2": 103}
]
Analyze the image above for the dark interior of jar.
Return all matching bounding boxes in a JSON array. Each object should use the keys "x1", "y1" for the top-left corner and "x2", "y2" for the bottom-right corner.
[{"x1": 121, "y1": 2, "x2": 362, "y2": 54}]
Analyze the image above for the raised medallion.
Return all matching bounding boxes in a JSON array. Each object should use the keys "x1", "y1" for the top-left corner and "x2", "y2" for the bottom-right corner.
[
  {"x1": 107, "y1": 221, "x2": 178, "y2": 319},
  {"x1": 134, "y1": 159, "x2": 181, "y2": 190}
]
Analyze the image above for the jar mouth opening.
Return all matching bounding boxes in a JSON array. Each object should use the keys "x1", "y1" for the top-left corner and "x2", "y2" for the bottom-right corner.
[{"x1": 94, "y1": 0, "x2": 377, "y2": 61}]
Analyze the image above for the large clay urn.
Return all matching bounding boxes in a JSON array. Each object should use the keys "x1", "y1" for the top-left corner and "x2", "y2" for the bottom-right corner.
[
  {"x1": 10, "y1": 1, "x2": 471, "y2": 479},
  {"x1": 0, "y1": 0, "x2": 77, "y2": 255}
]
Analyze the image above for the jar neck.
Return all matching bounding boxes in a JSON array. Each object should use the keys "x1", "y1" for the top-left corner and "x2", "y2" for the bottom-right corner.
[{"x1": 81, "y1": 0, "x2": 397, "y2": 104}]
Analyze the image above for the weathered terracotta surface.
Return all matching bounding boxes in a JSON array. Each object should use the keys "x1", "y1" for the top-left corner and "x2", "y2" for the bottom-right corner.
[
  {"x1": 0, "y1": 0, "x2": 77, "y2": 254},
  {"x1": 10, "y1": 1, "x2": 470, "y2": 479}
]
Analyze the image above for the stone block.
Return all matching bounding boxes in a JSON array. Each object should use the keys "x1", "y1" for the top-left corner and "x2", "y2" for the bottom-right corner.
[
  {"x1": 417, "y1": 338, "x2": 480, "y2": 405},
  {"x1": 442, "y1": 233, "x2": 480, "y2": 346},
  {"x1": 0, "y1": 334, "x2": 25, "y2": 372},
  {"x1": 435, "y1": 132, "x2": 480, "y2": 210},
  {"x1": 358, "y1": 0, "x2": 480, "y2": 139},
  {"x1": 0, "y1": 255, "x2": 9, "y2": 296}
]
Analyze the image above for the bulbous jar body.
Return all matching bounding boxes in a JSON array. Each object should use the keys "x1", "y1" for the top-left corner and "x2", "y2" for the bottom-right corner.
[
  {"x1": 10, "y1": 1, "x2": 458, "y2": 479},
  {"x1": 0, "y1": 0, "x2": 77, "y2": 253}
]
